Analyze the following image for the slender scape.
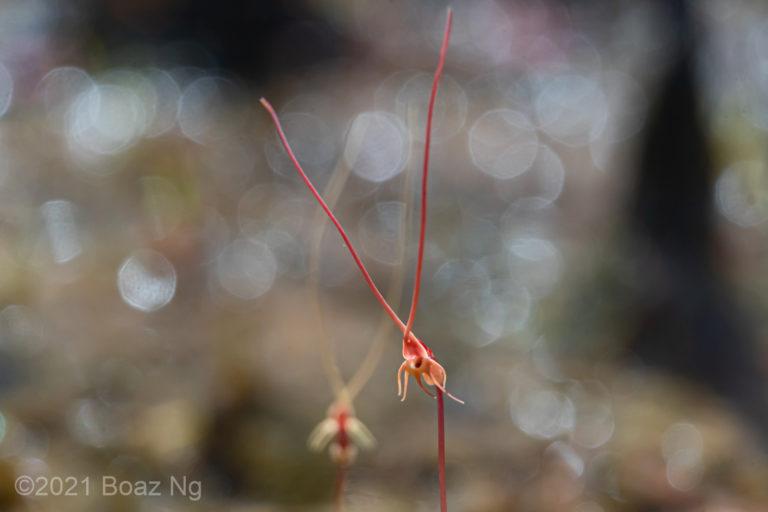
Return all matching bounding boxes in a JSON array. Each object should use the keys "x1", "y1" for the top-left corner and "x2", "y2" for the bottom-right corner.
[
  {"x1": 403, "y1": 6, "x2": 453, "y2": 346},
  {"x1": 260, "y1": 7, "x2": 456, "y2": 510},
  {"x1": 437, "y1": 390, "x2": 447, "y2": 512},
  {"x1": 408, "y1": 11, "x2": 453, "y2": 511},
  {"x1": 259, "y1": 98, "x2": 425, "y2": 352}
]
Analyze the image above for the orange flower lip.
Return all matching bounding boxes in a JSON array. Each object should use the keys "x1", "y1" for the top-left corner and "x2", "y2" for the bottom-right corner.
[
  {"x1": 397, "y1": 353, "x2": 463, "y2": 404},
  {"x1": 399, "y1": 332, "x2": 461, "y2": 403}
]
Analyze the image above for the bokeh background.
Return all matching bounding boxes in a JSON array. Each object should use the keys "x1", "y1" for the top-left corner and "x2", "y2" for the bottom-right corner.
[{"x1": 2, "y1": 0, "x2": 768, "y2": 510}]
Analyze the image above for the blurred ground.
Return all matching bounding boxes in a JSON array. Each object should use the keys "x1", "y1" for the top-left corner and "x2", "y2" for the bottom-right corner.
[{"x1": 1, "y1": 1, "x2": 768, "y2": 511}]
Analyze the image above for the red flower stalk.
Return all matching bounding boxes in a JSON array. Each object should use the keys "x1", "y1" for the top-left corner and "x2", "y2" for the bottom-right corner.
[
  {"x1": 261, "y1": 7, "x2": 459, "y2": 510},
  {"x1": 259, "y1": 8, "x2": 460, "y2": 406}
]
